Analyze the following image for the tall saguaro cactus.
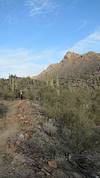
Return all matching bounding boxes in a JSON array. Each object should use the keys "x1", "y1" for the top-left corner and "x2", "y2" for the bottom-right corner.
[{"x1": 9, "y1": 75, "x2": 17, "y2": 92}]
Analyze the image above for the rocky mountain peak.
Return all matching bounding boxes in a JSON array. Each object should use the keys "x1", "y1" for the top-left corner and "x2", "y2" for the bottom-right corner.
[
  {"x1": 36, "y1": 51, "x2": 100, "y2": 81},
  {"x1": 64, "y1": 51, "x2": 80, "y2": 59}
]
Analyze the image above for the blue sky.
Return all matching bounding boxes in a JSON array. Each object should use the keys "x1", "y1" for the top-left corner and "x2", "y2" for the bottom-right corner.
[{"x1": 0, "y1": 0, "x2": 100, "y2": 78}]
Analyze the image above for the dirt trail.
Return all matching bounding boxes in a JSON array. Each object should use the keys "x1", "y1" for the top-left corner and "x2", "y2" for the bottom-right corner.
[
  {"x1": 0, "y1": 100, "x2": 43, "y2": 153},
  {"x1": 0, "y1": 100, "x2": 25, "y2": 153}
]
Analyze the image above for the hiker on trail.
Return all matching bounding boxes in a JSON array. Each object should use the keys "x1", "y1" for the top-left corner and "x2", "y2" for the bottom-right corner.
[{"x1": 20, "y1": 90, "x2": 23, "y2": 100}]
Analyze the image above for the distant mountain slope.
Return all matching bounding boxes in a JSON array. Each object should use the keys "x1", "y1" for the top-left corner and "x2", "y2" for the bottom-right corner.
[{"x1": 37, "y1": 52, "x2": 100, "y2": 86}]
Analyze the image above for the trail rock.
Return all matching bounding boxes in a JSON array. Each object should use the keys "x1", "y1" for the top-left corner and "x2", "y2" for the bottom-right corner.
[{"x1": 48, "y1": 160, "x2": 57, "y2": 169}]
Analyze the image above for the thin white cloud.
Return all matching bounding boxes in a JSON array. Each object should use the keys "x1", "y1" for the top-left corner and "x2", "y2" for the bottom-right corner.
[
  {"x1": 69, "y1": 29, "x2": 100, "y2": 53},
  {"x1": 0, "y1": 47, "x2": 65, "y2": 78},
  {"x1": 26, "y1": 0, "x2": 58, "y2": 16}
]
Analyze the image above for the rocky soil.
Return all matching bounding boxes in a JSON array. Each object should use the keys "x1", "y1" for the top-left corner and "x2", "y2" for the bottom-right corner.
[{"x1": 0, "y1": 100, "x2": 100, "y2": 178}]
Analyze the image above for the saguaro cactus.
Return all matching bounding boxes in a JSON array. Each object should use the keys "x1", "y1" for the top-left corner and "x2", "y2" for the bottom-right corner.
[{"x1": 9, "y1": 75, "x2": 17, "y2": 92}]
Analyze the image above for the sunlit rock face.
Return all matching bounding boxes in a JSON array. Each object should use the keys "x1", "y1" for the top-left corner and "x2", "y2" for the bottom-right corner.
[{"x1": 37, "y1": 51, "x2": 100, "y2": 87}]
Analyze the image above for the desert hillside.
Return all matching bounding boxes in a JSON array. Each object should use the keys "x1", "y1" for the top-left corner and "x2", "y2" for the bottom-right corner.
[
  {"x1": 0, "y1": 51, "x2": 100, "y2": 178},
  {"x1": 0, "y1": 99, "x2": 100, "y2": 178},
  {"x1": 37, "y1": 51, "x2": 100, "y2": 88}
]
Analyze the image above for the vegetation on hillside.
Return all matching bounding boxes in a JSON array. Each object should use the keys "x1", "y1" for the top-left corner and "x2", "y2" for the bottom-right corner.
[
  {"x1": 0, "y1": 74, "x2": 100, "y2": 154},
  {"x1": 0, "y1": 52, "x2": 100, "y2": 177}
]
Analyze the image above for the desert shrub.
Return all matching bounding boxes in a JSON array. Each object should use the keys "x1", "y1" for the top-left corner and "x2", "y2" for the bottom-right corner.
[
  {"x1": 40, "y1": 87, "x2": 97, "y2": 153},
  {"x1": 43, "y1": 120, "x2": 57, "y2": 136},
  {"x1": 0, "y1": 75, "x2": 99, "y2": 153},
  {"x1": 89, "y1": 88, "x2": 100, "y2": 124}
]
